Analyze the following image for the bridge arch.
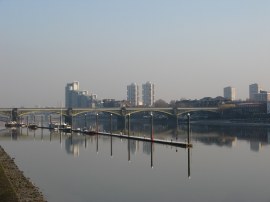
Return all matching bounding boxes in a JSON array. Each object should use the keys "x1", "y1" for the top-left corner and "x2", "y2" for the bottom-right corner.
[
  {"x1": 127, "y1": 109, "x2": 175, "y2": 117},
  {"x1": 177, "y1": 109, "x2": 219, "y2": 116}
]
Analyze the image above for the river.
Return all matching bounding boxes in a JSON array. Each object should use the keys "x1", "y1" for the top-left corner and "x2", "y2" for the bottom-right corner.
[{"x1": 0, "y1": 121, "x2": 270, "y2": 202}]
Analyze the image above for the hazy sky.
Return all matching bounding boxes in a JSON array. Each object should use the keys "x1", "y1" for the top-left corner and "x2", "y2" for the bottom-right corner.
[{"x1": 1, "y1": 0, "x2": 270, "y2": 107}]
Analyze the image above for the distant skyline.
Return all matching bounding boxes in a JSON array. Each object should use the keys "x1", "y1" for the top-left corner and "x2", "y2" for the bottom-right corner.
[{"x1": 1, "y1": 0, "x2": 270, "y2": 107}]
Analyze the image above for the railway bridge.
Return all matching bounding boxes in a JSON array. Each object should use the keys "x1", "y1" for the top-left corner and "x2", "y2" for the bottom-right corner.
[{"x1": 0, "y1": 107, "x2": 219, "y2": 126}]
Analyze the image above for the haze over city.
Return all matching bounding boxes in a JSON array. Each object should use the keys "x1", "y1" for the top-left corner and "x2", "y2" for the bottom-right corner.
[{"x1": 1, "y1": 0, "x2": 270, "y2": 107}]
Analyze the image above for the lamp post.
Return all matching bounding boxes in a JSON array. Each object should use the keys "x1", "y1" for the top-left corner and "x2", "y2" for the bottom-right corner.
[
  {"x1": 96, "y1": 113, "x2": 99, "y2": 133},
  {"x1": 110, "y1": 114, "x2": 113, "y2": 134},
  {"x1": 150, "y1": 112, "x2": 154, "y2": 141},
  {"x1": 110, "y1": 114, "x2": 113, "y2": 156},
  {"x1": 128, "y1": 114, "x2": 130, "y2": 137},
  {"x1": 84, "y1": 114, "x2": 87, "y2": 130},
  {"x1": 187, "y1": 113, "x2": 190, "y2": 145}
]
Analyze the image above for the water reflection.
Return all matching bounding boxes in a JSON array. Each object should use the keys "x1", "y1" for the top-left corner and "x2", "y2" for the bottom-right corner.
[
  {"x1": 2, "y1": 122, "x2": 270, "y2": 201},
  {"x1": 3, "y1": 121, "x2": 270, "y2": 154},
  {"x1": 0, "y1": 127, "x2": 191, "y2": 178},
  {"x1": 190, "y1": 125, "x2": 270, "y2": 152},
  {"x1": 65, "y1": 134, "x2": 85, "y2": 156}
]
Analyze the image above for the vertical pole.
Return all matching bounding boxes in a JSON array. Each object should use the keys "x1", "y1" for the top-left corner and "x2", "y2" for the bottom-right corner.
[
  {"x1": 128, "y1": 139, "x2": 130, "y2": 162},
  {"x1": 70, "y1": 115, "x2": 73, "y2": 130},
  {"x1": 110, "y1": 114, "x2": 112, "y2": 134},
  {"x1": 150, "y1": 112, "x2": 154, "y2": 141},
  {"x1": 33, "y1": 115, "x2": 35, "y2": 124},
  {"x1": 96, "y1": 113, "x2": 99, "y2": 133},
  {"x1": 176, "y1": 115, "x2": 179, "y2": 140},
  {"x1": 128, "y1": 114, "x2": 130, "y2": 137},
  {"x1": 124, "y1": 115, "x2": 127, "y2": 135},
  {"x1": 60, "y1": 114, "x2": 62, "y2": 126},
  {"x1": 41, "y1": 127, "x2": 43, "y2": 140},
  {"x1": 188, "y1": 148, "x2": 191, "y2": 179},
  {"x1": 85, "y1": 135, "x2": 87, "y2": 148},
  {"x1": 41, "y1": 116, "x2": 43, "y2": 128},
  {"x1": 176, "y1": 115, "x2": 179, "y2": 131},
  {"x1": 84, "y1": 114, "x2": 87, "y2": 129},
  {"x1": 96, "y1": 130, "x2": 99, "y2": 154},
  {"x1": 27, "y1": 116, "x2": 29, "y2": 126},
  {"x1": 187, "y1": 113, "x2": 190, "y2": 145},
  {"x1": 151, "y1": 142, "x2": 153, "y2": 168},
  {"x1": 49, "y1": 115, "x2": 52, "y2": 125}
]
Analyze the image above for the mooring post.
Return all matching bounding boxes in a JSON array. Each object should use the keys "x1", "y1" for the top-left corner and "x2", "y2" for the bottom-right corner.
[
  {"x1": 128, "y1": 139, "x2": 130, "y2": 162},
  {"x1": 85, "y1": 135, "x2": 87, "y2": 149},
  {"x1": 110, "y1": 113, "x2": 113, "y2": 156},
  {"x1": 187, "y1": 113, "x2": 191, "y2": 145},
  {"x1": 150, "y1": 112, "x2": 154, "y2": 141},
  {"x1": 84, "y1": 114, "x2": 87, "y2": 129},
  {"x1": 128, "y1": 114, "x2": 130, "y2": 137},
  {"x1": 96, "y1": 113, "x2": 99, "y2": 133},
  {"x1": 111, "y1": 135, "x2": 113, "y2": 157},
  {"x1": 188, "y1": 148, "x2": 191, "y2": 179},
  {"x1": 124, "y1": 115, "x2": 127, "y2": 135},
  {"x1": 151, "y1": 142, "x2": 153, "y2": 168},
  {"x1": 70, "y1": 115, "x2": 73, "y2": 130},
  {"x1": 41, "y1": 116, "x2": 43, "y2": 128},
  {"x1": 110, "y1": 114, "x2": 112, "y2": 134},
  {"x1": 60, "y1": 113, "x2": 62, "y2": 126},
  {"x1": 176, "y1": 115, "x2": 179, "y2": 131}
]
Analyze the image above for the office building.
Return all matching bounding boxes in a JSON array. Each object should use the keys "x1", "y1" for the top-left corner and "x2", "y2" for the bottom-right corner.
[
  {"x1": 142, "y1": 81, "x2": 155, "y2": 106},
  {"x1": 267, "y1": 102, "x2": 270, "y2": 114},
  {"x1": 249, "y1": 83, "x2": 261, "y2": 101},
  {"x1": 65, "y1": 81, "x2": 97, "y2": 108},
  {"x1": 254, "y1": 91, "x2": 270, "y2": 102},
  {"x1": 224, "y1": 86, "x2": 236, "y2": 101},
  {"x1": 127, "y1": 83, "x2": 139, "y2": 107}
]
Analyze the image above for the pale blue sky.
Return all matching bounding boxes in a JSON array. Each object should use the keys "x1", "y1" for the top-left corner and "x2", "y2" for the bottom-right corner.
[{"x1": 0, "y1": 0, "x2": 270, "y2": 107}]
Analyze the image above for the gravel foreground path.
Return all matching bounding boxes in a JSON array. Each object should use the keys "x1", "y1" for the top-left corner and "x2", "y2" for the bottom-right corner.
[{"x1": 0, "y1": 146, "x2": 46, "y2": 202}]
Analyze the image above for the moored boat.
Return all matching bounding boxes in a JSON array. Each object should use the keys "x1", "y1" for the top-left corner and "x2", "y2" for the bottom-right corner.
[
  {"x1": 5, "y1": 121, "x2": 17, "y2": 128},
  {"x1": 28, "y1": 123, "x2": 38, "y2": 130}
]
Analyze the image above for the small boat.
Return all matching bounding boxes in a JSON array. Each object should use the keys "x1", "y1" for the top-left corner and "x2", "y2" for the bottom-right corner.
[
  {"x1": 48, "y1": 122, "x2": 60, "y2": 130},
  {"x1": 58, "y1": 123, "x2": 72, "y2": 133},
  {"x1": 5, "y1": 121, "x2": 17, "y2": 128},
  {"x1": 28, "y1": 123, "x2": 38, "y2": 130},
  {"x1": 84, "y1": 130, "x2": 97, "y2": 135},
  {"x1": 73, "y1": 128, "x2": 82, "y2": 133},
  {"x1": 17, "y1": 123, "x2": 27, "y2": 128},
  {"x1": 62, "y1": 126, "x2": 72, "y2": 133}
]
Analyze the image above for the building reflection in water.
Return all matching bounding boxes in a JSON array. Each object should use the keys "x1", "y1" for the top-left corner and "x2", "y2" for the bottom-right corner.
[
  {"x1": 190, "y1": 125, "x2": 270, "y2": 152},
  {"x1": 0, "y1": 127, "x2": 191, "y2": 177},
  {"x1": 65, "y1": 134, "x2": 85, "y2": 157}
]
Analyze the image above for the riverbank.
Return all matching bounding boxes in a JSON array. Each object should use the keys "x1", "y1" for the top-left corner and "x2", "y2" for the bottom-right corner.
[
  {"x1": 0, "y1": 146, "x2": 45, "y2": 202},
  {"x1": 191, "y1": 119, "x2": 270, "y2": 127}
]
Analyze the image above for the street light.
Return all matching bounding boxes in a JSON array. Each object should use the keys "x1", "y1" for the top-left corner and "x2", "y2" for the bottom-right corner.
[
  {"x1": 187, "y1": 113, "x2": 190, "y2": 145},
  {"x1": 110, "y1": 114, "x2": 113, "y2": 134},
  {"x1": 96, "y1": 113, "x2": 99, "y2": 133},
  {"x1": 150, "y1": 112, "x2": 154, "y2": 141},
  {"x1": 84, "y1": 114, "x2": 87, "y2": 129},
  {"x1": 128, "y1": 114, "x2": 130, "y2": 137}
]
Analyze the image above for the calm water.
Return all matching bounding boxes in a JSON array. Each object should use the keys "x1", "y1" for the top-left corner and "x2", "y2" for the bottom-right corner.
[{"x1": 0, "y1": 122, "x2": 270, "y2": 202}]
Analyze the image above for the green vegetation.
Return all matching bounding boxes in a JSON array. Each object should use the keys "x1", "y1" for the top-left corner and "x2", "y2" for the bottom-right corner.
[{"x1": 0, "y1": 164, "x2": 18, "y2": 202}]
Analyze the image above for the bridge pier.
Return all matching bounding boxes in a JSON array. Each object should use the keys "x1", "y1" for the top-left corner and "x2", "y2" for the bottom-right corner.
[
  {"x1": 117, "y1": 116, "x2": 125, "y2": 131},
  {"x1": 12, "y1": 108, "x2": 18, "y2": 122},
  {"x1": 65, "y1": 108, "x2": 73, "y2": 127}
]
